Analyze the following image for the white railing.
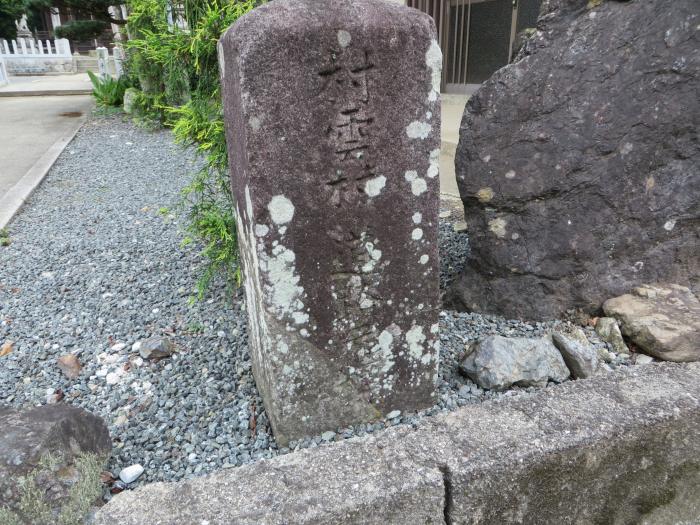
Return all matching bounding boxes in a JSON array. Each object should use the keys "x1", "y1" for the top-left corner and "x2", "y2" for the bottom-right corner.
[
  {"x1": 0, "y1": 37, "x2": 72, "y2": 58},
  {"x1": 0, "y1": 55, "x2": 8, "y2": 86}
]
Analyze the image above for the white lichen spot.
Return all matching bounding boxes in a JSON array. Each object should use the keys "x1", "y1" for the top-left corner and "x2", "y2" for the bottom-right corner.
[
  {"x1": 406, "y1": 121, "x2": 432, "y2": 140},
  {"x1": 277, "y1": 341, "x2": 289, "y2": 354},
  {"x1": 505, "y1": 170, "x2": 516, "y2": 179},
  {"x1": 512, "y1": 233, "x2": 520, "y2": 240},
  {"x1": 360, "y1": 298, "x2": 374, "y2": 309},
  {"x1": 268, "y1": 195, "x2": 295, "y2": 225},
  {"x1": 427, "y1": 149, "x2": 440, "y2": 179},
  {"x1": 482, "y1": 155, "x2": 491, "y2": 163},
  {"x1": 412, "y1": 212, "x2": 422, "y2": 224},
  {"x1": 425, "y1": 39, "x2": 442, "y2": 102},
  {"x1": 361, "y1": 239, "x2": 382, "y2": 272},
  {"x1": 419, "y1": 254, "x2": 429, "y2": 265},
  {"x1": 300, "y1": 329, "x2": 310, "y2": 337},
  {"x1": 430, "y1": 323, "x2": 439, "y2": 334},
  {"x1": 369, "y1": 330, "x2": 395, "y2": 374},
  {"x1": 292, "y1": 312, "x2": 309, "y2": 325},
  {"x1": 477, "y1": 187, "x2": 494, "y2": 203},
  {"x1": 405, "y1": 170, "x2": 418, "y2": 182},
  {"x1": 620, "y1": 142, "x2": 634, "y2": 156},
  {"x1": 489, "y1": 218, "x2": 507, "y2": 238},
  {"x1": 412, "y1": 177, "x2": 427, "y2": 196},
  {"x1": 426, "y1": 111, "x2": 432, "y2": 120},
  {"x1": 365, "y1": 175, "x2": 387, "y2": 197},
  {"x1": 406, "y1": 325, "x2": 430, "y2": 364},
  {"x1": 249, "y1": 116, "x2": 261, "y2": 131},
  {"x1": 337, "y1": 30, "x2": 352, "y2": 48},
  {"x1": 255, "y1": 224, "x2": 269, "y2": 237},
  {"x1": 412, "y1": 228, "x2": 424, "y2": 241},
  {"x1": 664, "y1": 219, "x2": 676, "y2": 231}
]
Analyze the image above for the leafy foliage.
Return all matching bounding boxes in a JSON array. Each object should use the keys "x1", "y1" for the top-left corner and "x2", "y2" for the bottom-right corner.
[
  {"x1": 0, "y1": 0, "x2": 24, "y2": 40},
  {"x1": 87, "y1": 70, "x2": 127, "y2": 107},
  {"x1": 125, "y1": 0, "x2": 257, "y2": 297},
  {"x1": 54, "y1": 19, "x2": 107, "y2": 41}
]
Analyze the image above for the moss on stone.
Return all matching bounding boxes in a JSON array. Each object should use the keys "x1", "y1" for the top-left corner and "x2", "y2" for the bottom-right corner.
[{"x1": 0, "y1": 452, "x2": 105, "y2": 525}]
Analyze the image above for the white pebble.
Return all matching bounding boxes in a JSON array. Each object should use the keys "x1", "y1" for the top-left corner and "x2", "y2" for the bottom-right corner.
[{"x1": 119, "y1": 464, "x2": 144, "y2": 484}]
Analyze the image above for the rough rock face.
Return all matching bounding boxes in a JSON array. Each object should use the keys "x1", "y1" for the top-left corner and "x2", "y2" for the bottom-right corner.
[
  {"x1": 219, "y1": 0, "x2": 441, "y2": 445},
  {"x1": 459, "y1": 335, "x2": 569, "y2": 390},
  {"x1": 450, "y1": 0, "x2": 700, "y2": 320},
  {"x1": 552, "y1": 332, "x2": 598, "y2": 379},
  {"x1": 0, "y1": 405, "x2": 111, "y2": 516},
  {"x1": 603, "y1": 284, "x2": 700, "y2": 362}
]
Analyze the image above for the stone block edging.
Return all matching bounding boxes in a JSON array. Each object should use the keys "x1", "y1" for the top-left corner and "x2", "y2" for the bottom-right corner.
[{"x1": 94, "y1": 363, "x2": 700, "y2": 524}]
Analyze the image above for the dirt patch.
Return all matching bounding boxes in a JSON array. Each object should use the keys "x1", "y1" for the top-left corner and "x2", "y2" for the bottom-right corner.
[{"x1": 58, "y1": 111, "x2": 83, "y2": 118}]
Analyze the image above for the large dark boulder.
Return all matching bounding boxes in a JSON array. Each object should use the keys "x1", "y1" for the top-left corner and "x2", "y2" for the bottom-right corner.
[
  {"x1": 450, "y1": 0, "x2": 699, "y2": 320},
  {"x1": 0, "y1": 405, "x2": 111, "y2": 521}
]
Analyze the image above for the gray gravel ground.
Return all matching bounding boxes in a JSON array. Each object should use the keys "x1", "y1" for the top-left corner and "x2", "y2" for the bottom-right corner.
[{"x1": 0, "y1": 116, "x2": 636, "y2": 491}]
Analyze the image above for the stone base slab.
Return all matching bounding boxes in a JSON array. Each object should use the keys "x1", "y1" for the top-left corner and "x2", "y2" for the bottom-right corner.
[{"x1": 94, "y1": 363, "x2": 700, "y2": 524}]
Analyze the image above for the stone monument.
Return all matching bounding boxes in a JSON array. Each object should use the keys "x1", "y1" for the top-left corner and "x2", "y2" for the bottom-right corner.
[
  {"x1": 96, "y1": 47, "x2": 109, "y2": 79},
  {"x1": 219, "y1": 0, "x2": 441, "y2": 444}
]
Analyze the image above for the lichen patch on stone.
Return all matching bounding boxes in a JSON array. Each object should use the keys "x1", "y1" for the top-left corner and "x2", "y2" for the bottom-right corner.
[
  {"x1": 255, "y1": 224, "x2": 269, "y2": 237},
  {"x1": 337, "y1": 30, "x2": 352, "y2": 48},
  {"x1": 365, "y1": 175, "x2": 387, "y2": 197},
  {"x1": 426, "y1": 39, "x2": 442, "y2": 102},
  {"x1": 488, "y1": 218, "x2": 508, "y2": 238},
  {"x1": 412, "y1": 178, "x2": 427, "y2": 196},
  {"x1": 477, "y1": 187, "x2": 494, "y2": 203},
  {"x1": 406, "y1": 121, "x2": 432, "y2": 140},
  {"x1": 427, "y1": 149, "x2": 440, "y2": 178},
  {"x1": 268, "y1": 195, "x2": 295, "y2": 225}
]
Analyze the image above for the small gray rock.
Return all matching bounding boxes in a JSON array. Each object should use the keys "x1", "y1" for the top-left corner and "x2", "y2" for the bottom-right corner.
[
  {"x1": 595, "y1": 317, "x2": 629, "y2": 355},
  {"x1": 635, "y1": 354, "x2": 654, "y2": 365},
  {"x1": 459, "y1": 335, "x2": 569, "y2": 391},
  {"x1": 138, "y1": 336, "x2": 175, "y2": 360},
  {"x1": 552, "y1": 332, "x2": 599, "y2": 379}
]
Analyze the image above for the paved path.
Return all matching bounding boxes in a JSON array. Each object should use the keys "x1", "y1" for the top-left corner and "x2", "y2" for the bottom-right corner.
[
  {"x1": 0, "y1": 74, "x2": 92, "y2": 96},
  {"x1": 0, "y1": 94, "x2": 94, "y2": 227}
]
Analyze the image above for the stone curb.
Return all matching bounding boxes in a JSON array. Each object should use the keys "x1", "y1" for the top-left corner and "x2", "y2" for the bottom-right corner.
[
  {"x1": 0, "y1": 89, "x2": 92, "y2": 97},
  {"x1": 94, "y1": 363, "x2": 700, "y2": 524},
  {"x1": 0, "y1": 116, "x2": 85, "y2": 230}
]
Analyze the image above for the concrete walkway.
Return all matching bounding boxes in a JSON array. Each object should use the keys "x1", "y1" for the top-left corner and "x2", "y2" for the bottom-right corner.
[
  {"x1": 0, "y1": 73, "x2": 92, "y2": 97},
  {"x1": 0, "y1": 94, "x2": 94, "y2": 228}
]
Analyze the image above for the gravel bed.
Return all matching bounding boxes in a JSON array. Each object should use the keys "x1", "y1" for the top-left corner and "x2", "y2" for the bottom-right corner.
[{"x1": 0, "y1": 116, "x2": 635, "y2": 491}]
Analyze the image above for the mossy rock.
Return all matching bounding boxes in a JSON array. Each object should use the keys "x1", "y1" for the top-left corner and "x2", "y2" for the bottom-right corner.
[{"x1": 123, "y1": 87, "x2": 141, "y2": 115}]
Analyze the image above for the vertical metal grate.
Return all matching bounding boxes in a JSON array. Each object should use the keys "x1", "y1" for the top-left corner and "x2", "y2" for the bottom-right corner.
[{"x1": 408, "y1": 0, "x2": 522, "y2": 93}]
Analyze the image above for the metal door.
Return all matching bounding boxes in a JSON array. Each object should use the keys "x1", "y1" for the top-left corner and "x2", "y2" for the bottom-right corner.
[{"x1": 407, "y1": 0, "x2": 520, "y2": 93}]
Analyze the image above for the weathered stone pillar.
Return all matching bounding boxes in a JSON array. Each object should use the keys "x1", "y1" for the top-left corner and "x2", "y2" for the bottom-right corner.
[
  {"x1": 220, "y1": 0, "x2": 442, "y2": 445},
  {"x1": 96, "y1": 46, "x2": 109, "y2": 79}
]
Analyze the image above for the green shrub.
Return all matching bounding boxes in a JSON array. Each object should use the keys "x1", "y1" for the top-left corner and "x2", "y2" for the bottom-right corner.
[
  {"x1": 55, "y1": 20, "x2": 108, "y2": 41},
  {"x1": 124, "y1": 0, "x2": 258, "y2": 298},
  {"x1": 87, "y1": 70, "x2": 128, "y2": 107}
]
